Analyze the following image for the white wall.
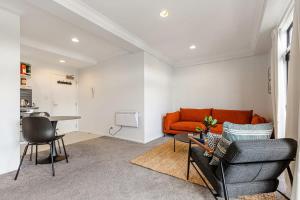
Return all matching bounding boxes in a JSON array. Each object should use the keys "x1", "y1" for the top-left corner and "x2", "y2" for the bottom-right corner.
[
  {"x1": 78, "y1": 53, "x2": 272, "y2": 144},
  {"x1": 144, "y1": 53, "x2": 172, "y2": 143},
  {"x1": 28, "y1": 62, "x2": 79, "y2": 133},
  {"x1": 78, "y1": 52, "x2": 145, "y2": 143},
  {"x1": 0, "y1": 9, "x2": 20, "y2": 174},
  {"x1": 172, "y1": 54, "x2": 273, "y2": 119}
]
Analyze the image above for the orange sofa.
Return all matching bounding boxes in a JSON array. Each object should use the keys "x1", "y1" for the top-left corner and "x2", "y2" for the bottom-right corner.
[{"x1": 163, "y1": 108, "x2": 267, "y2": 135}]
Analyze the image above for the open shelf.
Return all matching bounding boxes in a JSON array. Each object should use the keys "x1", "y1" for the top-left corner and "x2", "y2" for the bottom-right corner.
[
  {"x1": 20, "y1": 85, "x2": 32, "y2": 89},
  {"x1": 20, "y1": 74, "x2": 31, "y2": 79}
]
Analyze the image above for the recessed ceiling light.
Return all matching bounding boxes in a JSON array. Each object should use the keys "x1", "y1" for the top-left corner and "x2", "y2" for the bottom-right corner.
[
  {"x1": 59, "y1": 60, "x2": 66, "y2": 63},
  {"x1": 189, "y1": 45, "x2": 196, "y2": 50},
  {"x1": 71, "y1": 37, "x2": 79, "y2": 43},
  {"x1": 160, "y1": 9, "x2": 169, "y2": 18}
]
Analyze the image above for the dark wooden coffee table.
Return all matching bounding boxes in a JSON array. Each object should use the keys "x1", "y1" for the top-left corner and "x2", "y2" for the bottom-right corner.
[{"x1": 174, "y1": 133, "x2": 194, "y2": 152}]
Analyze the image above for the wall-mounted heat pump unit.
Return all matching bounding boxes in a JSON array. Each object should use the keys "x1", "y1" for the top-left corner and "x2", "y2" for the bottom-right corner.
[{"x1": 115, "y1": 111, "x2": 139, "y2": 128}]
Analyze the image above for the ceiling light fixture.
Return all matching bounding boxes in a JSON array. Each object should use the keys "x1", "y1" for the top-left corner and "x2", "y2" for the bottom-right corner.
[
  {"x1": 160, "y1": 9, "x2": 169, "y2": 18},
  {"x1": 189, "y1": 45, "x2": 196, "y2": 50},
  {"x1": 71, "y1": 37, "x2": 79, "y2": 43},
  {"x1": 59, "y1": 60, "x2": 66, "y2": 63}
]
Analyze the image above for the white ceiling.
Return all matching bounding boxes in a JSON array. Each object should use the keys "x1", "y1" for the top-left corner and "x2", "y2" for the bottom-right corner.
[
  {"x1": 0, "y1": 0, "x2": 291, "y2": 68},
  {"x1": 0, "y1": 0, "x2": 138, "y2": 68},
  {"x1": 255, "y1": 0, "x2": 292, "y2": 54},
  {"x1": 21, "y1": 45, "x2": 91, "y2": 68},
  {"x1": 81, "y1": 0, "x2": 265, "y2": 67}
]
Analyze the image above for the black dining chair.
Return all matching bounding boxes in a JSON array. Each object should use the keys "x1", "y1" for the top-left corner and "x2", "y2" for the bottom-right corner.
[
  {"x1": 29, "y1": 112, "x2": 62, "y2": 161},
  {"x1": 14, "y1": 117, "x2": 68, "y2": 180}
]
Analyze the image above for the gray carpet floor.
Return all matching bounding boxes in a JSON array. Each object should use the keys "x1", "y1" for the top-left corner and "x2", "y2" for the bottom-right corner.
[{"x1": 0, "y1": 136, "x2": 214, "y2": 200}]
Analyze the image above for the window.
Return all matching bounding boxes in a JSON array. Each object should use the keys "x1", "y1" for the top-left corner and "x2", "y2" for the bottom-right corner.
[
  {"x1": 287, "y1": 23, "x2": 293, "y2": 48},
  {"x1": 275, "y1": 6, "x2": 293, "y2": 139},
  {"x1": 285, "y1": 23, "x2": 293, "y2": 82}
]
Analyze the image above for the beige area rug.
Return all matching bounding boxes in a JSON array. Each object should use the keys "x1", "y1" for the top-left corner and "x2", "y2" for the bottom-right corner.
[
  {"x1": 131, "y1": 139, "x2": 206, "y2": 186},
  {"x1": 239, "y1": 193, "x2": 276, "y2": 200},
  {"x1": 131, "y1": 139, "x2": 277, "y2": 200}
]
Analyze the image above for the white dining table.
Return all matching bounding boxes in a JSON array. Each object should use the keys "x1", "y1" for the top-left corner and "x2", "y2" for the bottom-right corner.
[
  {"x1": 38, "y1": 115, "x2": 81, "y2": 164},
  {"x1": 48, "y1": 116, "x2": 81, "y2": 122}
]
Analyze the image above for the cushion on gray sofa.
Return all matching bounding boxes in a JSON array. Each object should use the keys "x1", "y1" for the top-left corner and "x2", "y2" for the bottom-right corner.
[{"x1": 210, "y1": 122, "x2": 273, "y2": 165}]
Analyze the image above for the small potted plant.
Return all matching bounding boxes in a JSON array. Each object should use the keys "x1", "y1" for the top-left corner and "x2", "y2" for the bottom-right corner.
[{"x1": 196, "y1": 115, "x2": 218, "y2": 134}]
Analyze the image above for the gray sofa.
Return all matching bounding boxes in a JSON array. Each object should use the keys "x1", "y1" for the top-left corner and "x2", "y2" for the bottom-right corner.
[{"x1": 187, "y1": 138, "x2": 297, "y2": 200}]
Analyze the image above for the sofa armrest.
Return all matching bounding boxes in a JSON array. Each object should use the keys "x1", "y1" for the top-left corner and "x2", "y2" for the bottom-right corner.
[
  {"x1": 189, "y1": 137, "x2": 214, "y2": 154},
  {"x1": 163, "y1": 111, "x2": 180, "y2": 132}
]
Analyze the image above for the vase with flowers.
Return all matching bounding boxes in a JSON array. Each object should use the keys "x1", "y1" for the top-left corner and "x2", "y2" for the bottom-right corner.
[{"x1": 195, "y1": 116, "x2": 218, "y2": 141}]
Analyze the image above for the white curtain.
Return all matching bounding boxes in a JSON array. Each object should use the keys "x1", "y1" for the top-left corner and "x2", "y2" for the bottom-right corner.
[
  {"x1": 271, "y1": 29, "x2": 287, "y2": 139},
  {"x1": 271, "y1": 27, "x2": 289, "y2": 194},
  {"x1": 286, "y1": 0, "x2": 300, "y2": 199}
]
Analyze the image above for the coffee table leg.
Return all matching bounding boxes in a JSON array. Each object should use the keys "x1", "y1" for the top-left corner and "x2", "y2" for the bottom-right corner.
[{"x1": 174, "y1": 137, "x2": 175, "y2": 152}]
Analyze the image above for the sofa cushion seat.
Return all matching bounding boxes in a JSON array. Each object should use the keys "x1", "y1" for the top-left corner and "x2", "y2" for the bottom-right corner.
[
  {"x1": 170, "y1": 121, "x2": 206, "y2": 132},
  {"x1": 210, "y1": 124, "x2": 223, "y2": 134}
]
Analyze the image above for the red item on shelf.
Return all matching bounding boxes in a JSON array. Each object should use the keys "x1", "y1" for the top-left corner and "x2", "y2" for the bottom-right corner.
[{"x1": 20, "y1": 63, "x2": 27, "y2": 74}]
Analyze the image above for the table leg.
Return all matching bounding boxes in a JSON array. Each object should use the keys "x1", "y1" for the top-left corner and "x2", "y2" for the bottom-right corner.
[
  {"x1": 174, "y1": 137, "x2": 176, "y2": 152},
  {"x1": 51, "y1": 121, "x2": 58, "y2": 157},
  {"x1": 37, "y1": 121, "x2": 67, "y2": 164}
]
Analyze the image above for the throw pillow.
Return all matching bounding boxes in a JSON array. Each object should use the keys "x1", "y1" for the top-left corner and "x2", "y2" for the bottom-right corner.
[
  {"x1": 209, "y1": 122, "x2": 273, "y2": 166},
  {"x1": 203, "y1": 132, "x2": 222, "y2": 157},
  {"x1": 251, "y1": 114, "x2": 267, "y2": 124}
]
